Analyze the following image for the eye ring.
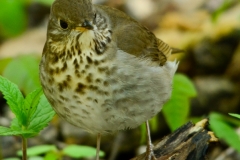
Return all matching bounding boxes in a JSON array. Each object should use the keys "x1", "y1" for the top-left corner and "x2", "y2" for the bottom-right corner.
[{"x1": 59, "y1": 19, "x2": 68, "y2": 29}]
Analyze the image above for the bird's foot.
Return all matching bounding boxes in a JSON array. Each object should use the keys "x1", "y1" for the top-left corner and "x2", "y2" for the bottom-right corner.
[{"x1": 145, "y1": 144, "x2": 157, "y2": 160}]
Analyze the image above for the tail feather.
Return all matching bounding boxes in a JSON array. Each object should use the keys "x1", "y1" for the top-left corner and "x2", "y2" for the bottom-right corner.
[
  {"x1": 171, "y1": 48, "x2": 184, "y2": 54},
  {"x1": 157, "y1": 38, "x2": 182, "y2": 66}
]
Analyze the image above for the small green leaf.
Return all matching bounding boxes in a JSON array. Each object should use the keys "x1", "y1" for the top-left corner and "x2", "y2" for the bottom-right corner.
[
  {"x1": 44, "y1": 152, "x2": 59, "y2": 160},
  {"x1": 26, "y1": 95, "x2": 55, "y2": 135},
  {"x1": 28, "y1": 157, "x2": 44, "y2": 160},
  {"x1": 0, "y1": 57, "x2": 12, "y2": 74},
  {"x1": 0, "y1": 126, "x2": 35, "y2": 136},
  {"x1": 0, "y1": 75, "x2": 25, "y2": 126},
  {"x1": 3, "y1": 158, "x2": 20, "y2": 160},
  {"x1": 33, "y1": 0, "x2": 54, "y2": 6},
  {"x1": 171, "y1": 74, "x2": 197, "y2": 97},
  {"x1": 229, "y1": 113, "x2": 240, "y2": 119},
  {"x1": 149, "y1": 116, "x2": 158, "y2": 132},
  {"x1": 162, "y1": 74, "x2": 197, "y2": 131},
  {"x1": 63, "y1": 145, "x2": 105, "y2": 158},
  {"x1": 140, "y1": 123, "x2": 146, "y2": 144},
  {"x1": 17, "y1": 145, "x2": 57, "y2": 156},
  {"x1": 24, "y1": 88, "x2": 43, "y2": 126},
  {"x1": 0, "y1": 76, "x2": 53, "y2": 138},
  {"x1": 10, "y1": 118, "x2": 21, "y2": 131},
  {"x1": 163, "y1": 95, "x2": 189, "y2": 131},
  {"x1": 0, "y1": 126, "x2": 17, "y2": 135},
  {"x1": 3, "y1": 55, "x2": 41, "y2": 94},
  {"x1": 210, "y1": 112, "x2": 240, "y2": 153},
  {"x1": 211, "y1": 0, "x2": 235, "y2": 22},
  {"x1": 0, "y1": 0, "x2": 27, "y2": 37},
  {"x1": 189, "y1": 117, "x2": 203, "y2": 124}
]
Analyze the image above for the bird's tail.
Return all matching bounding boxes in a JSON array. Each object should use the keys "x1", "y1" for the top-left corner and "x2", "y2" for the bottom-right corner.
[{"x1": 157, "y1": 38, "x2": 183, "y2": 66}]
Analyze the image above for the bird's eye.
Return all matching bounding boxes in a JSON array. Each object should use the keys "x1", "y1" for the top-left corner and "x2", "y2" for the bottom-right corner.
[{"x1": 59, "y1": 19, "x2": 68, "y2": 29}]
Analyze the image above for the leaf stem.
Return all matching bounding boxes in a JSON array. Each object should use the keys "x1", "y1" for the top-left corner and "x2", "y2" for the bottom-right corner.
[{"x1": 21, "y1": 136, "x2": 27, "y2": 160}]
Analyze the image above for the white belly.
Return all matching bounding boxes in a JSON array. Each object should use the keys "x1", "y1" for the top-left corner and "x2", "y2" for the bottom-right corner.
[{"x1": 41, "y1": 47, "x2": 178, "y2": 133}]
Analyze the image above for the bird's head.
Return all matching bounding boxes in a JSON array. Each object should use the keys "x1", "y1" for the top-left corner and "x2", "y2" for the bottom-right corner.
[{"x1": 47, "y1": 0, "x2": 96, "y2": 41}]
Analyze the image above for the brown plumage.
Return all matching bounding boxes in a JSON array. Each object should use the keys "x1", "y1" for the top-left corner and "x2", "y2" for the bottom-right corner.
[
  {"x1": 40, "y1": 0, "x2": 179, "y2": 160},
  {"x1": 96, "y1": 4, "x2": 174, "y2": 65}
]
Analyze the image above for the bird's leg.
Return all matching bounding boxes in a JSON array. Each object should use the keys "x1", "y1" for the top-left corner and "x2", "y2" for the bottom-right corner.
[
  {"x1": 145, "y1": 121, "x2": 157, "y2": 160},
  {"x1": 96, "y1": 133, "x2": 101, "y2": 160}
]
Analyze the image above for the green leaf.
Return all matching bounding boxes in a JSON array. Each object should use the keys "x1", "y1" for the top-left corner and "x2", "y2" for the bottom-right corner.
[
  {"x1": 3, "y1": 158, "x2": 20, "y2": 160},
  {"x1": 33, "y1": 0, "x2": 54, "y2": 6},
  {"x1": 26, "y1": 95, "x2": 55, "y2": 136},
  {"x1": 211, "y1": 0, "x2": 235, "y2": 22},
  {"x1": 24, "y1": 88, "x2": 43, "y2": 126},
  {"x1": 229, "y1": 113, "x2": 240, "y2": 119},
  {"x1": 0, "y1": 75, "x2": 25, "y2": 126},
  {"x1": 29, "y1": 157, "x2": 44, "y2": 160},
  {"x1": 0, "y1": 126, "x2": 35, "y2": 136},
  {"x1": 63, "y1": 145, "x2": 105, "y2": 158},
  {"x1": 0, "y1": 0, "x2": 27, "y2": 37},
  {"x1": 162, "y1": 74, "x2": 197, "y2": 131},
  {"x1": 140, "y1": 123, "x2": 146, "y2": 144},
  {"x1": 171, "y1": 74, "x2": 197, "y2": 97},
  {"x1": 163, "y1": 95, "x2": 189, "y2": 131},
  {"x1": 17, "y1": 145, "x2": 57, "y2": 156},
  {"x1": 0, "y1": 76, "x2": 53, "y2": 138},
  {"x1": 44, "y1": 152, "x2": 59, "y2": 160},
  {"x1": 3, "y1": 55, "x2": 41, "y2": 94},
  {"x1": 10, "y1": 118, "x2": 21, "y2": 131},
  {"x1": 189, "y1": 117, "x2": 203, "y2": 124},
  {"x1": 210, "y1": 112, "x2": 240, "y2": 153},
  {"x1": 0, "y1": 57, "x2": 12, "y2": 74},
  {"x1": 149, "y1": 116, "x2": 158, "y2": 132}
]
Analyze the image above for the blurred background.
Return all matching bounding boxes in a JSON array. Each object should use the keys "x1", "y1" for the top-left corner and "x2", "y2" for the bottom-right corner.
[{"x1": 0, "y1": 0, "x2": 240, "y2": 159}]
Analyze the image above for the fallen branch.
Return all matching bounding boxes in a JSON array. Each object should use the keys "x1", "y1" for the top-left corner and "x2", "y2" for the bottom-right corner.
[{"x1": 131, "y1": 119, "x2": 218, "y2": 160}]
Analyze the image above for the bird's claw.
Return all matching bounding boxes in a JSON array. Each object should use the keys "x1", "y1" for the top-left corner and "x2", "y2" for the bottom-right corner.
[{"x1": 145, "y1": 144, "x2": 157, "y2": 160}]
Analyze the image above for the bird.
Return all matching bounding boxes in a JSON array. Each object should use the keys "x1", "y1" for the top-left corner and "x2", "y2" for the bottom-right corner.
[{"x1": 40, "y1": 0, "x2": 179, "y2": 159}]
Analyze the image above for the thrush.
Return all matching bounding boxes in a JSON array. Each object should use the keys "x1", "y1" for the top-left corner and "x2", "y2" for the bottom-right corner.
[{"x1": 40, "y1": 0, "x2": 179, "y2": 159}]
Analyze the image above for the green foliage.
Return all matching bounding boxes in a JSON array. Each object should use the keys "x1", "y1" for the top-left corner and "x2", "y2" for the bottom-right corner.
[
  {"x1": 140, "y1": 123, "x2": 147, "y2": 144},
  {"x1": 210, "y1": 112, "x2": 240, "y2": 153},
  {"x1": 17, "y1": 145, "x2": 57, "y2": 157},
  {"x1": 0, "y1": 75, "x2": 26, "y2": 130},
  {"x1": 0, "y1": 126, "x2": 34, "y2": 136},
  {"x1": 0, "y1": 0, "x2": 27, "y2": 38},
  {"x1": 0, "y1": 75, "x2": 55, "y2": 138},
  {"x1": 0, "y1": 0, "x2": 56, "y2": 38},
  {"x1": 229, "y1": 113, "x2": 240, "y2": 119},
  {"x1": 0, "y1": 58, "x2": 12, "y2": 74},
  {"x1": 34, "y1": 0, "x2": 54, "y2": 6},
  {"x1": 15, "y1": 144, "x2": 105, "y2": 159},
  {"x1": 162, "y1": 74, "x2": 197, "y2": 131},
  {"x1": 63, "y1": 145, "x2": 105, "y2": 158},
  {"x1": 212, "y1": 0, "x2": 235, "y2": 22},
  {"x1": 44, "y1": 152, "x2": 59, "y2": 160},
  {"x1": 2, "y1": 55, "x2": 41, "y2": 94},
  {"x1": 27, "y1": 95, "x2": 55, "y2": 133},
  {"x1": 3, "y1": 158, "x2": 20, "y2": 160},
  {"x1": 0, "y1": 0, "x2": 54, "y2": 38}
]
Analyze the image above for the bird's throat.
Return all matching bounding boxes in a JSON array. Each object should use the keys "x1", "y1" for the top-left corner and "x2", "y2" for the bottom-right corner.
[{"x1": 78, "y1": 30, "x2": 96, "y2": 52}]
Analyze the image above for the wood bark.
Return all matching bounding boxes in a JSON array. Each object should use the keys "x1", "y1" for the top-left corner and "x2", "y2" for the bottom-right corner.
[{"x1": 131, "y1": 119, "x2": 218, "y2": 160}]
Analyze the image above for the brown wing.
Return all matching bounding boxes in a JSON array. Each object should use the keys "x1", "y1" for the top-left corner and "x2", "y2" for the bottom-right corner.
[{"x1": 96, "y1": 5, "x2": 179, "y2": 66}]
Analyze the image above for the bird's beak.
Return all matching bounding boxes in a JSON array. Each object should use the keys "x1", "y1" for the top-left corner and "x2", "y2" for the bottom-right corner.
[
  {"x1": 75, "y1": 21, "x2": 94, "y2": 32},
  {"x1": 75, "y1": 26, "x2": 88, "y2": 32}
]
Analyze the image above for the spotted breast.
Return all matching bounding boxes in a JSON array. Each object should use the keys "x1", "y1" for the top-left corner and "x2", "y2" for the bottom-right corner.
[{"x1": 40, "y1": 2, "x2": 178, "y2": 134}]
